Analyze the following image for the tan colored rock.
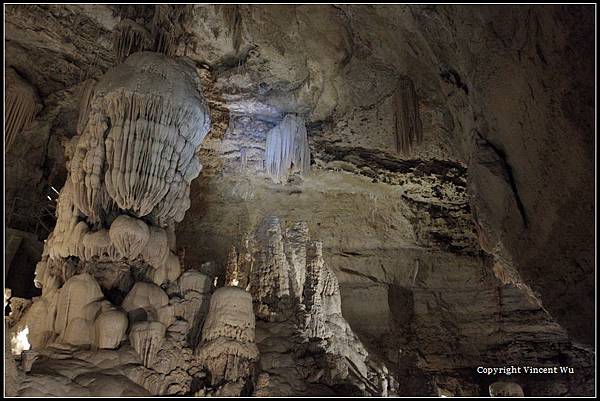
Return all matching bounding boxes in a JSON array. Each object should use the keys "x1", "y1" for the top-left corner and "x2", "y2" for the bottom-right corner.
[
  {"x1": 489, "y1": 381, "x2": 525, "y2": 397},
  {"x1": 55, "y1": 273, "x2": 104, "y2": 346},
  {"x1": 129, "y1": 321, "x2": 166, "y2": 368},
  {"x1": 122, "y1": 282, "x2": 169, "y2": 323},
  {"x1": 141, "y1": 225, "x2": 170, "y2": 267},
  {"x1": 109, "y1": 215, "x2": 150, "y2": 260},
  {"x1": 94, "y1": 309, "x2": 128, "y2": 349},
  {"x1": 178, "y1": 271, "x2": 212, "y2": 295},
  {"x1": 196, "y1": 287, "x2": 259, "y2": 385}
]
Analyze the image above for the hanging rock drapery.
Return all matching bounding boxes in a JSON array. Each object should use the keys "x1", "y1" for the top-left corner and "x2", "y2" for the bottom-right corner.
[
  {"x1": 265, "y1": 114, "x2": 310, "y2": 183},
  {"x1": 5, "y1": 68, "x2": 41, "y2": 152},
  {"x1": 393, "y1": 76, "x2": 423, "y2": 154}
]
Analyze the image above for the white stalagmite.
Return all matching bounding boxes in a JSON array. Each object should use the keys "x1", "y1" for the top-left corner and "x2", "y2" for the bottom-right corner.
[
  {"x1": 265, "y1": 114, "x2": 310, "y2": 183},
  {"x1": 195, "y1": 287, "x2": 259, "y2": 386},
  {"x1": 5, "y1": 67, "x2": 41, "y2": 152}
]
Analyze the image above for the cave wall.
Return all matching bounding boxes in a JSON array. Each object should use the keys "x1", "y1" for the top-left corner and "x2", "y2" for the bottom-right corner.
[{"x1": 4, "y1": 4, "x2": 595, "y2": 396}]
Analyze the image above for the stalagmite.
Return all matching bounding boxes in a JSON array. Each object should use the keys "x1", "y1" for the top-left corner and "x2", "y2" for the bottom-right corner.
[
  {"x1": 173, "y1": 270, "x2": 213, "y2": 349},
  {"x1": 393, "y1": 76, "x2": 423, "y2": 154},
  {"x1": 109, "y1": 215, "x2": 150, "y2": 260},
  {"x1": 304, "y1": 241, "x2": 330, "y2": 339},
  {"x1": 54, "y1": 273, "x2": 104, "y2": 346},
  {"x1": 5, "y1": 67, "x2": 41, "y2": 152},
  {"x1": 130, "y1": 321, "x2": 166, "y2": 368},
  {"x1": 285, "y1": 222, "x2": 309, "y2": 300},
  {"x1": 141, "y1": 225, "x2": 170, "y2": 267},
  {"x1": 195, "y1": 287, "x2": 259, "y2": 386},
  {"x1": 178, "y1": 271, "x2": 213, "y2": 295},
  {"x1": 265, "y1": 114, "x2": 311, "y2": 183},
  {"x1": 122, "y1": 282, "x2": 169, "y2": 322},
  {"x1": 250, "y1": 216, "x2": 291, "y2": 319},
  {"x1": 94, "y1": 309, "x2": 128, "y2": 349},
  {"x1": 224, "y1": 246, "x2": 241, "y2": 286}
]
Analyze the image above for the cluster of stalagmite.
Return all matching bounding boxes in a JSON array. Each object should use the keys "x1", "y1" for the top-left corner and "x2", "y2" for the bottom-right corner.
[
  {"x1": 39, "y1": 51, "x2": 210, "y2": 297},
  {"x1": 5, "y1": 67, "x2": 41, "y2": 152},
  {"x1": 6, "y1": 49, "x2": 214, "y2": 395},
  {"x1": 12, "y1": 273, "x2": 128, "y2": 350},
  {"x1": 265, "y1": 114, "x2": 311, "y2": 183},
  {"x1": 244, "y1": 216, "x2": 394, "y2": 396}
]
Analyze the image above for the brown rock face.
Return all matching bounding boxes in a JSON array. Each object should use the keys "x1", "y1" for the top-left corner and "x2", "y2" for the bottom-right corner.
[{"x1": 4, "y1": 4, "x2": 595, "y2": 397}]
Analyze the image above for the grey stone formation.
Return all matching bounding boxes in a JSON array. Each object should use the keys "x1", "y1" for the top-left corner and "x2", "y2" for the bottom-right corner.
[{"x1": 4, "y1": 4, "x2": 595, "y2": 397}]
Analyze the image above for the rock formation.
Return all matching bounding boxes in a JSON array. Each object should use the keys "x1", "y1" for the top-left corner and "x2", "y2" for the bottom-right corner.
[
  {"x1": 265, "y1": 114, "x2": 311, "y2": 183},
  {"x1": 4, "y1": 4, "x2": 595, "y2": 398},
  {"x1": 195, "y1": 287, "x2": 259, "y2": 390},
  {"x1": 5, "y1": 67, "x2": 42, "y2": 152}
]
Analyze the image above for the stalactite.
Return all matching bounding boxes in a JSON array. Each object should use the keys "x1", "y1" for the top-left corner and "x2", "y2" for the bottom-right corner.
[
  {"x1": 5, "y1": 68, "x2": 41, "y2": 152},
  {"x1": 76, "y1": 79, "x2": 97, "y2": 136},
  {"x1": 113, "y1": 19, "x2": 152, "y2": 64},
  {"x1": 150, "y1": 5, "x2": 177, "y2": 58},
  {"x1": 393, "y1": 76, "x2": 423, "y2": 154},
  {"x1": 265, "y1": 114, "x2": 310, "y2": 183},
  {"x1": 220, "y1": 5, "x2": 243, "y2": 53}
]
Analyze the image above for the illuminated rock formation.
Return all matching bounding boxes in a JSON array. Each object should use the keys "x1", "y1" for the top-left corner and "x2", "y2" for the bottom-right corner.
[
  {"x1": 265, "y1": 114, "x2": 311, "y2": 183},
  {"x1": 195, "y1": 287, "x2": 259, "y2": 388}
]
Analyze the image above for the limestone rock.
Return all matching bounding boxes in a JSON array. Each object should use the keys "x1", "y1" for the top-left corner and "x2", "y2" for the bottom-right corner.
[
  {"x1": 94, "y1": 309, "x2": 128, "y2": 349},
  {"x1": 489, "y1": 381, "x2": 525, "y2": 397},
  {"x1": 55, "y1": 273, "x2": 104, "y2": 347},
  {"x1": 129, "y1": 321, "x2": 166, "y2": 368},
  {"x1": 122, "y1": 282, "x2": 169, "y2": 323},
  {"x1": 196, "y1": 287, "x2": 259, "y2": 385},
  {"x1": 5, "y1": 67, "x2": 41, "y2": 151},
  {"x1": 109, "y1": 215, "x2": 150, "y2": 260}
]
